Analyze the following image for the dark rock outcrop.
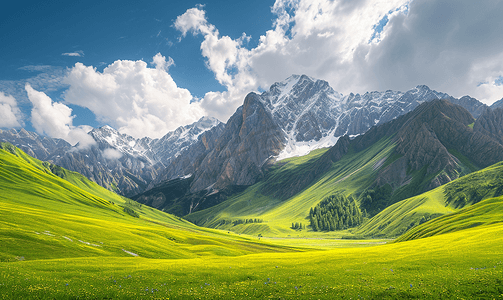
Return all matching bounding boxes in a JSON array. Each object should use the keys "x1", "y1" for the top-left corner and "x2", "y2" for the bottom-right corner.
[
  {"x1": 189, "y1": 92, "x2": 285, "y2": 192},
  {"x1": 474, "y1": 107, "x2": 503, "y2": 146},
  {"x1": 449, "y1": 95, "x2": 488, "y2": 118}
]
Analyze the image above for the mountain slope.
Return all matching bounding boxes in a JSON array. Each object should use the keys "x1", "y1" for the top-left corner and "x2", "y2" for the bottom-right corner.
[
  {"x1": 396, "y1": 196, "x2": 503, "y2": 242},
  {"x1": 0, "y1": 143, "x2": 292, "y2": 262},
  {"x1": 184, "y1": 100, "x2": 503, "y2": 236},
  {"x1": 0, "y1": 117, "x2": 222, "y2": 197},
  {"x1": 140, "y1": 79, "x2": 488, "y2": 216},
  {"x1": 473, "y1": 107, "x2": 503, "y2": 145}
]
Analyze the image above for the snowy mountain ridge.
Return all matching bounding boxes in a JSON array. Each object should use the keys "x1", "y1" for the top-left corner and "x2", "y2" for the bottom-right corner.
[
  {"x1": 90, "y1": 116, "x2": 221, "y2": 165},
  {"x1": 1, "y1": 74, "x2": 489, "y2": 199},
  {"x1": 1, "y1": 116, "x2": 222, "y2": 197},
  {"x1": 258, "y1": 75, "x2": 455, "y2": 160}
]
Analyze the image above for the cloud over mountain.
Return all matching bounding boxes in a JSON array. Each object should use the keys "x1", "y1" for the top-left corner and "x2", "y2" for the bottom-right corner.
[
  {"x1": 0, "y1": 92, "x2": 22, "y2": 127},
  {"x1": 63, "y1": 53, "x2": 205, "y2": 139},
  {"x1": 174, "y1": 0, "x2": 503, "y2": 123},
  {"x1": 25, "y1": 83, "x2": 95, "y2": 148}
]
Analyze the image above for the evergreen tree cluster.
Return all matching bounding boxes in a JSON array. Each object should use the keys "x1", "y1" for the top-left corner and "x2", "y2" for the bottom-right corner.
[{"x1": 309, "y1": 195, "x2": 363, "y2": 231}]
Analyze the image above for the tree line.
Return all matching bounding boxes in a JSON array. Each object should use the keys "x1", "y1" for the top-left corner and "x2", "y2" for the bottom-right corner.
[{"x1": 309, "y1": 195, "x2": 363, "y2": 231}]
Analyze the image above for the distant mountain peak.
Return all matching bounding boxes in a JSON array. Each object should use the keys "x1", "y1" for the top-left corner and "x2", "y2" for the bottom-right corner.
[
  {"x1": 414, "y1": 84, "x2": 431, "y2": 90},
  {"x1": 101, "y1": 124, "x2": 115, "y2": 131}
]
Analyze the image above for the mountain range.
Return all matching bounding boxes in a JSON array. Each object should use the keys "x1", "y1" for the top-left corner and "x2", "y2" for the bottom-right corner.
[
  {"x1": 0, "y1": 74, "x2": 497, "y2": 214},
  {"x1": 0, "y1": 116, "x2": 221, "y2": 197}
]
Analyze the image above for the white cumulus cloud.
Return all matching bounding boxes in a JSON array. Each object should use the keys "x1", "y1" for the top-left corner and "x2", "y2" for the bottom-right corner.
[
  {"x1": 63, "y1": 53, "x2": 205, "y2": 139},
  {"x1": 0, "y1": 92, "x2": 22, "y2": 127},
  {"x1": 174, "y1": 8, "x2": 257, "y2": 120},
  {"x1": 174, "y1": 0, "x2": 503, "y2": 120},
  {"x1": 25, "y1": 83, "x2": 96, "y2": 149}
]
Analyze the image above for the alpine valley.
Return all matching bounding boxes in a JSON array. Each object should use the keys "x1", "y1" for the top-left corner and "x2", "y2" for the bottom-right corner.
[{"x1": 1, "y1": 75, "x2": 503, "y2": 299}]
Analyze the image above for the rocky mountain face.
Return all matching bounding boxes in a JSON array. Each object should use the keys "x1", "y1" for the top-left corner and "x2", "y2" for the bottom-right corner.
[
  {"x1": 136, "y1": 77, "x2": 492, "y2": 215},
  {"x1": 0, "y1": 117, "x2": 221, "y2": 197},
  {"x1": 188, "y1": 93, "x2": 285, "y2": 193},
  {"x1": 0, "y1": 128, "x2": 71, "y2": 160},
  {"x1": 343, "y1": 100, "x2": 503, "y2": 192},
  {"x1": 2, "y1": 74, "x2": 496, "y2": 215},
  {"x1": 474, "y1": 107, "x2": 503, "y2": 145},
  {"x1": 259, "y1": 100, "x2": 503, "y2": 216}
]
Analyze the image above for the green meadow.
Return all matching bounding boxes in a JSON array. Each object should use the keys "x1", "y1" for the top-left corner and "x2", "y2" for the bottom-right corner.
[
  {"x1": 1, "y1": 142, "x2": 503, "y2": 299},
  {"x1": 1, "y1": 222, "x2": 502, "y2": 299},
  {"x1": 187, "y1": 137, "x2": 398, "y2": 237}
]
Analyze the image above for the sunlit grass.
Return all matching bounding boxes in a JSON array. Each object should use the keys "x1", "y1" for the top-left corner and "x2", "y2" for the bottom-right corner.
[
  {"x1": 0, "y1": 144, "x2": 296, "y2": 263},
  {"x1": 187, "y1": 137, "x2": 397, "y2": 236},
  {"x1": 2, "y1": 142, "x2": 503, "y2": 298},
  {"x1": 1, "y1": 222, "x2": 502, "y2": 299}
]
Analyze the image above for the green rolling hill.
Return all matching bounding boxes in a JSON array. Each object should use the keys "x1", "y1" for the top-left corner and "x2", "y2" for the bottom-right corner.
[
  {"x1": 395, "y1": 194, "x2": 503, "y2": 242},
  {"x1": 0, "y1": 142, "x2": 294, "y2": 263},
  {"x1": 356, "y1": 160, "x2": 503, "y2": 238},
  {"x1": 1, "y1": 135, "x2": 503, "y2": 298}
]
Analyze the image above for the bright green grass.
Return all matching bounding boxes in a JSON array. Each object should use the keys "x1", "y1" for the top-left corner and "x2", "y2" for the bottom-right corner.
[
  {"x1": 2, "y1": 143, "x2": 503, "y2": 298},
  {"x1": 0, "y1": 145, "x2": 296, "y2": 263},
  {"x1": 0, "y1": 222, "x2": 502, "y2": 299},
  {"x1": 186, "y1": 132, "x2": 481, "y2": 238},
  {"x1": 396, "y1": 195, "x2": 503, "y2": 242},
  {"x1": 187, "y1": 137, "x2": 397, "y2": 236},
  {"x1": 357, "y1": 160, "x2": 503, "y2": 238},
  {"x1": 355, "y1": 187, "x2": 456, "y2": 238}
]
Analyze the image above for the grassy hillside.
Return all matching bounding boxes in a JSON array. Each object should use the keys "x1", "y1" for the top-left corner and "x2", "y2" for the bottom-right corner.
[
  {"x1": 396, "y1": 195, "x2": 503, "y2": 242},
  {"x1": 1, "y1": 144, "x2": 503, "y2": 298},
  {"x1": 0, "y1": 143, "x2": 295, "y2": 262},
  {"x1": 186, "y1": 126, "x2": 503, "y2": 239},
  {"x1": 186, "y1": 137, "x2": 397, "y2": 236},
  {"x1": 1, "y1": 220, "x2": 501, "y2": 299},
  {"x1": 356, "y1": 161, "x2": 503, "y2": 238}
]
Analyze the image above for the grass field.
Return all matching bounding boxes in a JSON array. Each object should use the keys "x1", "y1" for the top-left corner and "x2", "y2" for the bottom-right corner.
[
  {"x1": 2, "y1": 143, "x2": 503, "y2": 298},
  {"x1": 1, "y1": 222, "x2": 502, "y2": 299},
  {"x1": 0, "y1": 143, "x2": 297, "y2": 263}
]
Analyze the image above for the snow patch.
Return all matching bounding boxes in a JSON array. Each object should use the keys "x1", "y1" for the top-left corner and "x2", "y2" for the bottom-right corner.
[{"x1": 277, "y1": 134, "x2": 339, "y2": 161}]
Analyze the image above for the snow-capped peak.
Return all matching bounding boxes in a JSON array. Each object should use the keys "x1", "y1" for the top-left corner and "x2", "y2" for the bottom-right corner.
[
  {"x1": 258, "y1": 76, "x2": 458, "y2": 160},
  {"x1": 259, "y1": 74, "x2": 345, "y2": 160}
]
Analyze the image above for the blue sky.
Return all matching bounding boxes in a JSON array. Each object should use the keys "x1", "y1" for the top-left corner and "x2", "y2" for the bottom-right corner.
[
  {"x1": 0, "y1": 0, "x2": 273, "y2": 93},
  {"x1": 1, "y1": 0, "x2": 503, "y2": 143},
  {"x1": 0, "y1": 0, "x2": 275, "y2": 132}
]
